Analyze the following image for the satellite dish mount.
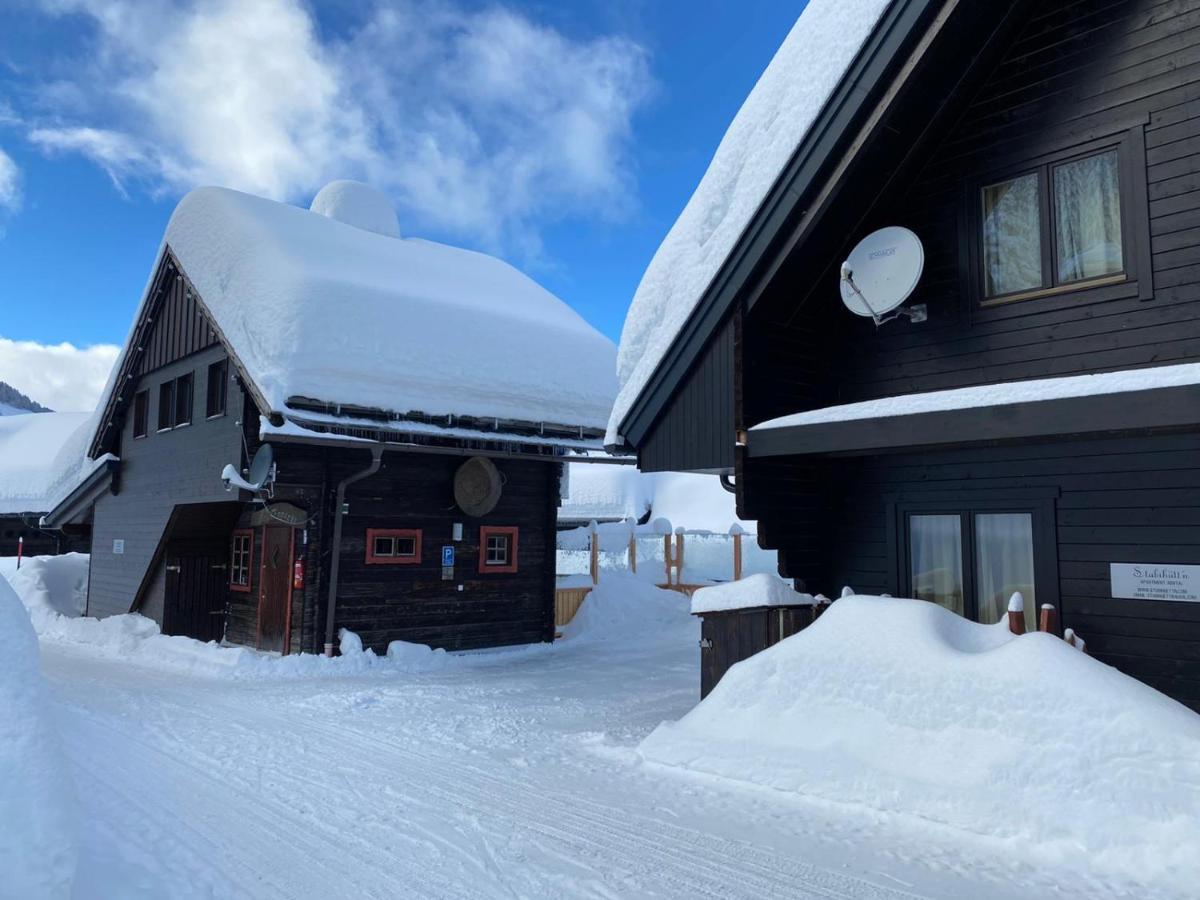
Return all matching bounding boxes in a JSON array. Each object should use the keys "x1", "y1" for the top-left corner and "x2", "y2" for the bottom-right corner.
[
  {"x1": 221, "y1": 443, "x2": 277, "y2": 499},
  {"x1": 838, "y1": 226, "x2": 927, "y2": 327}
]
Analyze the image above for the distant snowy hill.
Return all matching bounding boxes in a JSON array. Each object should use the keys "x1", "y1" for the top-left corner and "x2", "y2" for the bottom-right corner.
[{"x1": 0, "y1": 381, "x2": 52, "y2": 415}]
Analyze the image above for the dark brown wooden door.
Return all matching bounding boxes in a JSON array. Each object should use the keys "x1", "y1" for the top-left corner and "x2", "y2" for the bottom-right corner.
[
  {"x1": 257, "y1": 526, "x2": 293, "y2": 653},
  {"x1": 163, "y1": 548, "x2": 228, "y2": 643}
]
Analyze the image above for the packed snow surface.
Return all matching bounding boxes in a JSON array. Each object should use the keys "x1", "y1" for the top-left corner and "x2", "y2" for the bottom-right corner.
[
  {"x1": 608, "y1": 0, "x2": 890, "y2": 442},
  {"x1": 752, "y1": 361, "x2": 1200, "y2": 431},
  {"x1": 0, "y1": 411, "x2": 92, "y2": 513},
  {"x1": 559, "y1": 463, "x2": 649, "y2": 523},
  {"x1": 0, "y1": 574, "x2": 77, "y2": 898},
  {"x1": 0, "y1": 554, "x2": 89, "y2": 622},
  {"x1": 690, "y1": 573, "x2": 815, "y2": 614},
  {"x1": 99, "y1": 185, "x2": 617, "y2": 441},
  {"x1": 641, "y1": 595, "x2": 1200, "y2": 893},
  {"x1": 309, "y1": 180, "x2": 401, "y2": 238}
]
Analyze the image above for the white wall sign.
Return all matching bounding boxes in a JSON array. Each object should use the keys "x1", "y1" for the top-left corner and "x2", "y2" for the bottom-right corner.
[
  {"x1": 1110, "y1": 563, "x2": 1200, "y2": 602},
  {"x1": 112, "y1": 539, "x2": 125, "y2": 555}
]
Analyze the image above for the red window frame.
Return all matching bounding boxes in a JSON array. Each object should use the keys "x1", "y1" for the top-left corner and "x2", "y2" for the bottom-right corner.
[
  {"x1": 365, "y1": 528, "x2": 423, "y2": 565},
  {"x1": 478, "y1": 526, "x2": 519, "y2": 574},
  {"x1": 230, "y1": 528, "x2": 253, "y2": 592}
]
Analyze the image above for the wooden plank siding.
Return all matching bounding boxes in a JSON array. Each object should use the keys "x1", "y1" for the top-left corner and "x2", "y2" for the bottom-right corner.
[{"x1": 638, "y1": 315, "x2": 737, "y2": 473}]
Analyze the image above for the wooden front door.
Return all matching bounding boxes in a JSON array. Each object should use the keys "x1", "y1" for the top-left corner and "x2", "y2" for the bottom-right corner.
[
  {"x1": 257, "y1": 526, "x2": 294, "y2": 653},
  {"x1": 163, "y1": 547, "x2": 228, "y2": 642}
]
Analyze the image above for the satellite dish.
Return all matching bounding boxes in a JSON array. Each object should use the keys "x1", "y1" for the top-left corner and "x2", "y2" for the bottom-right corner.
[
  {"x1": 839, "y1": 226, "x2": 925, "y2": 325},
  {"x1": 248, "y1": 443, "x2": 275, "y2": 488},
  {"x1": 454, "y1": 456, "x2": 502, "y2": 517}
]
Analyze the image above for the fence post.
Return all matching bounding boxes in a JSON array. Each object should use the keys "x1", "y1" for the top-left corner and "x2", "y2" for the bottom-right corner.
[
  {"x1": 663, "y1": 534, "x2": 672, "y2": 584},
  {"x1": 1039, "y1": 603, "x2": 1059, "y2": 635},
  {"x1": 589, "y1": 527, "x2": 599, "y2": 586},
  {"x1": 675, "y1": 531, "x2": 685, "y2": 585},
  {"x1": 628, "y1": 533, "x2": 637, "y2": 575},
  {"x1": 732, "y1": 531, "x2": 743, "y2": 581},
  {"x1": 1007, "y1": 591, "x2": 1026, "y2": 635}
]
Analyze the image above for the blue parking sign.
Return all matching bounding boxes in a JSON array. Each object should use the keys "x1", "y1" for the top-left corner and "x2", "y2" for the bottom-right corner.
[{"x1": 442, "y1": 545, "x2": 455, "y2": 567}]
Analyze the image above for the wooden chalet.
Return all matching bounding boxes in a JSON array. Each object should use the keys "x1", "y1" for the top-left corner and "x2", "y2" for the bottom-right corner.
[
  {"x1": 609, "y1": 0, "x2": 1200, "y2": 711},
  {"x1": 46, "y1": 181, "x2": 619, "y2": 655}
]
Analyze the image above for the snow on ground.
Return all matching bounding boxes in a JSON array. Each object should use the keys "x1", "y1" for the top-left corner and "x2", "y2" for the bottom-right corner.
[
  {"x1": 641, "y1": 595, "x2": 1200, "y2": 896},
  {"x1": 0, "y1": 553, "x2": 89, "y2": 622},
  {"x1": 7, "y1": 560, "x2": 1190, "y2": 898},
  {"x1": 0, "y1": 574, "x2": 77, "y2": 899},
  {"x1": 608, "y1": 0, "x2": 890, "y2": 443}
]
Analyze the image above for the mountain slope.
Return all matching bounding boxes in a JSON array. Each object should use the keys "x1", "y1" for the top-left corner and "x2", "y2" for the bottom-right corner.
[{"x1": 0, "y1": 381, "x2": 52, "y2": 415}]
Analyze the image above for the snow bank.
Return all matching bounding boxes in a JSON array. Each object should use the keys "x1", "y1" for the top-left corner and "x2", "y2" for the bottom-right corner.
[
  {"x1": 752, "y1": 360, "x2": 1200, "y2": 431},
  {"x1": 690, "y1": 573, "x2": 813, "y2": 614},
  {"x1": 0, "y1": 554, "x2": 89, "y2": 623},
  {"x1": 559, "y1": 463, "x2": 649, "y2": 523},
  {"x1": 0, "y1": 411, "x2": 92, "y2": 514},
  {"x1": 140, "y1": 185, "x2": 617, "y2": 432},
  {"x1": 562, "y1": 574, "x2": 696, "y2": 644},
  {"x1": 640, "y1": 596, "x2": 1200, "y2": 891},
  {"x1": 0, "y1": 575, "x2": 77, "y2": 898},
  {"x1": 608, "y1": 0, "x2": 890, "y2": 442}
]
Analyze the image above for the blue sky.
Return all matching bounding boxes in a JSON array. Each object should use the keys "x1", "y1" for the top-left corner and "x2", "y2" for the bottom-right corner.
[{"x1": 0, "y1": 0, "x2": 802, "y2": 410}]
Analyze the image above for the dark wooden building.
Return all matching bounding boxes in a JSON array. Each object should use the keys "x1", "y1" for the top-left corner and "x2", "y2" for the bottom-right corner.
[
  {"x1": 46, "y1": 181, "x2": 618, "y2": 655},
  {"x1": 610, "y1": 0, "x2": 1200, "y2": 711}
]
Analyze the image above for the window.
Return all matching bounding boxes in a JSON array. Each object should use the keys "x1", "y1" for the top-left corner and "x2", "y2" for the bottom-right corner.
[
  {"x1": 904, "y1": 508, "x2": 1045, "y2": 631},
  {"x1": 133, "y1": 390, "x2": 148, "y2": 439},
  {"x1": 174, "y1": 372, "x2": 193, "y2": 427},
  {"x1": 365, "y1": 528, "x2": 422, "y2": 565},
  {"x1": 972, "y1": 122, "x2": 1154, "y2": 306},
  {"x1": 230, "y1": 529, "x2": 253, "y2": 592},
  {"x1": 478, "y1": 526, "x2": 519, "y2": 573},
  {"x1": 207, "y1": 359, "x2": 228, "y2": 418},
  {"x1": 157, "y1": 381, "x2": 175, "y2": 431}
]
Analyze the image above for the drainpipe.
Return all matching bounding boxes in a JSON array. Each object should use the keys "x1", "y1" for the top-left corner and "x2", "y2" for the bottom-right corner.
[{"x1": 324, "y1": 445, "x2": 384, "y2": 656}]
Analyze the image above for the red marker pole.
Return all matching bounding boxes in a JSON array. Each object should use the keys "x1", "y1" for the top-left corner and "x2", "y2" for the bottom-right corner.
[{"x1": 16, "y1": 535, "x2": 23, "y2": 570}]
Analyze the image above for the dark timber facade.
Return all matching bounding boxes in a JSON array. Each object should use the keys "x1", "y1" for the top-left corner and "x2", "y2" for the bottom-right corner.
[
  {"x1": 616, "y1": 0, "x2": 1200, "y2": 711},
  {"x1": 53, "y1": 250, "x2": 576, "y2": 656}
]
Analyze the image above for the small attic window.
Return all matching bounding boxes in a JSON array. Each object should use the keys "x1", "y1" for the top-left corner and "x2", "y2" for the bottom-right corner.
[
  {"x1": 207, "y1": 359, "x2": 228, "y2": 418},
  {"x1": 157, "y1": 381, "x2": 175, "y2": 431},
  {"x1": 175, "y1": 372, "x2": 193, "y2": 427},
  {"x1": 133, "y1": 390, "x2": 148, "y2": 439}
]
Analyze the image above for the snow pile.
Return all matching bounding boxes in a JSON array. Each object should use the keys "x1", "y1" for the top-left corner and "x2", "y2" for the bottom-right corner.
[
  {"x1": 560, "y1": 463, "x2": 649, "y2": 523},
  {"x1": 310, "y1": 180, "x2": 401, "y2": 238},
  {"x1": 608, "y1": 0, "x2": 890, "y2": 442},
  {"x1": 562, "y1": 574, "x2": 696, "y2": 644},
  {"x1": 0, "y1": 574, "x2": 77, "y2": 898},
  {"x1": 0, "y1": 411, "x2": 93, "y2": 514},
  {"x1": 0, "y1": 554, "x2": 89, "y2": 624},
  {"x1": 108, "y1": 185, "x2": 618, "y2": 435},
  {"x1": 690, "y1": 573, "x2": 814, "y2": 614},
  {"x1": 640, "y1": 595, "x2": 1200, "y2": 891},
  {"x1": 752, "y1": 360, "x2": 1200, "y2": 431}
]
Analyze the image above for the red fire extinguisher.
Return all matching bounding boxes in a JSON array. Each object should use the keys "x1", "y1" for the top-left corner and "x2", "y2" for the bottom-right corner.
[{"x1": 293, "y1": 556, "x2": 305, "y2": 590}]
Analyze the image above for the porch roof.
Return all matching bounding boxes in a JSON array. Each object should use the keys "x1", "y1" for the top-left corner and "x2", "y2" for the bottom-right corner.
[{"x1": 748, "y1": 363, "x2": 1200, "y2": 457}]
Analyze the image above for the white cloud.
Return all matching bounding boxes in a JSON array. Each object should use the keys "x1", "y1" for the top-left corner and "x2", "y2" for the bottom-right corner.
[
  {"x1": 23, "y1": 0, "x2": 652, "y2": 255},
  {"x1": 0, "y1": 337, "x2": 120, "y2": 412},
  {"x1": 0, "y1": 146, "x2": 19, "y2": 217}
]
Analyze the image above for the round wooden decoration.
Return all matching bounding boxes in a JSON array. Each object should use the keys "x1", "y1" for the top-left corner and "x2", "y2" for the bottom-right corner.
[{"x1": 454, "y1": 456, "x2": 502, "y2": 517}]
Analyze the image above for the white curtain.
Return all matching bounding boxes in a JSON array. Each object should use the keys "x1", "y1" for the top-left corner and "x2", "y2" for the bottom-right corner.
[
  {"x1": 1054, "y1": 150, "x2": 1122, "y2": 283},
  {"x1": 974, "y1": 513, "x2": 1036, "y2": 629},
  {"x1": 982, "y1": 172, "x2": 1043, "y2": 297},
  {"x1": 910, "y1": 514, "x2": 964, "y2": 615}
]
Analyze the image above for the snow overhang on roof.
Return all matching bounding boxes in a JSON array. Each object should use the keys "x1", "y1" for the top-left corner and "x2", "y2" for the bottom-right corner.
[
  {"x1": 607, "y1": 0, "x2": 930, "y2": 447},
  {"x1": 748, "y1": 363, "x2": 1200, "y2": 457},
  {"x1": 0, "y1": 412, "x2": 96, "y2": 515}
]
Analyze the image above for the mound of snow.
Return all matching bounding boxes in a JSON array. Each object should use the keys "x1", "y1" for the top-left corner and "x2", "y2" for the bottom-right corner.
[
  {"x1": 0, "y1": 554, "x2": 90, "y2": 624},
  {"x1": 640, "y1": 595, "x2": 1200, "y2": 891},
  {"x1": 310, "y1": 180, "x2": 401, "y2": 238},
  {"x1": 562, "y1": 574, "x2": 696, "y2": 644},
  {"x1": 690, "y1": 573, "x2": 813, "y2": 614},
  {"x1": 0, "y1": 576, "x2": 77, "y2": 897}
]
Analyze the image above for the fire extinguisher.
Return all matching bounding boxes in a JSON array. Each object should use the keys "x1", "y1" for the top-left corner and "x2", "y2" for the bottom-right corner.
[{"x1": 293, "y1": 556, "x2": 305, "y2": 590}]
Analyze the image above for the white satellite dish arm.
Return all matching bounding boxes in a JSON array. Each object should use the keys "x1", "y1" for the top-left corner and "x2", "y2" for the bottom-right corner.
[{"x1": 840, "y1": 262, "x2": 925, "y2": 327}]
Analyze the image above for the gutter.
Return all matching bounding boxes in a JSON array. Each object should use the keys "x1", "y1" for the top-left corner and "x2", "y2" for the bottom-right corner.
[{"x1": 323, "y1": 445, "x2": 384, "y2": 656}]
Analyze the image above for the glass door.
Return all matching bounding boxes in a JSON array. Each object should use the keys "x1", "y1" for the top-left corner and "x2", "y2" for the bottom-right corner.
[
  {"x1": 974, "y1": 512, "x2": 1036, "y2": 631},
  {"x1": 909, "y1": 514, "x2": 965, "y2": 616}
]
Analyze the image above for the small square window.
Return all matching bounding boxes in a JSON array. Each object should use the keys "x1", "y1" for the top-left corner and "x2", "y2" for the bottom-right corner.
[
  {"x1": 365, "y1": 529, "x2": 422, "y2": 565},
  {"x1": 206, "y1": 359, "x2": 228, "y2": 418},
  {"x1": 133, "y1": 390, "x2": 148, "y2": 439},
  {"x1": 478, "y1": 526, "x2": 519, "y2": 573}
]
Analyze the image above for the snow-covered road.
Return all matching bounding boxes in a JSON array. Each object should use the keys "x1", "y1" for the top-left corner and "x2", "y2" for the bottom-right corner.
[{"x1": 38, "y1": 613, "x2": 1167, "y2": 899}]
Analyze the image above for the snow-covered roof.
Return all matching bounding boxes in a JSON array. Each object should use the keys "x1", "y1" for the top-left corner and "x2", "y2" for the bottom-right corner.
[
  {"x1": 690, "y1": 574, "x2": 815, "y2": 614},
  {"x1": 559, "y1": 464, "x2": 649, "y2": 523},
  {"x1": 751, "y1": 362, "x2": 1200, "y2": 432},
  {"x1": 607, "y1": 0, "x2": 891, "y2": 443},
  {"x1": 0, "y1": 412, "x2": 93, "y2": 515},
  {"x1": 124, "y1": 184, "x2": 615, "y2": 437}
]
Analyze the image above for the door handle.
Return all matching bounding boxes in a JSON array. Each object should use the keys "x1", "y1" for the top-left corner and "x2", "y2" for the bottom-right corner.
[{"x1": 166, "y1": 565, "x2": 181, "y2": 573}]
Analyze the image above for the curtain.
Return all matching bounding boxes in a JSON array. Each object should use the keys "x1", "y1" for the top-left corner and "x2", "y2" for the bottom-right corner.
[
  {"x1": 982, "y1": 172, "x2": 1043, "y2": 297},
  {"x1": 910, "y1": 515, "x2": 964, "y2": 615},
  {"x1": 974, "y1": 513, "x2": 1036, "y2": 630},
  {"x1": 1054, "y1": 150, "x2": 1122, "y2": 283}
]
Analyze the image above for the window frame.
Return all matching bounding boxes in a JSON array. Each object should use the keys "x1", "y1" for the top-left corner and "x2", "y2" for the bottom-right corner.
[
  {"x1": 890, "y1": 494, "x2": 1059, "y2": 622},
  {"x1": 966, "y1": 125, "x2": 1152, "y2": 311},
  {"x1": 478, "y1": 526, "x2": 519, "y2": 574},
  {"x1": 132, "y1": 390, "x2": 149, "y2": 439},
  {"x1": 230, "y1": 529, "x2": 254, "y2": 593},
  {"x1": 206, "y1": 359, "x2": 228, "y2": 419},
  {"x1": 157, "y1": 380, "x2": 175, "y2": 432},
  {"x1": 365, "y1": 528, "x2": 423, "y2": 565},
  {"x1": 174, "y1": 371, "x2": 193, "y2": 428}
]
